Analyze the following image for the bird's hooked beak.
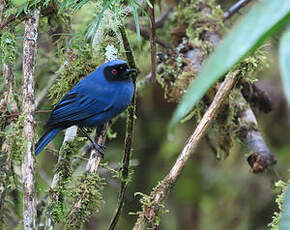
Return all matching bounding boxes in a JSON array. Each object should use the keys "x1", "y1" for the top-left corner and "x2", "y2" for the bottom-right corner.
[{"x1": 121, "y1": 68, "x2": 137, "y2": 79}]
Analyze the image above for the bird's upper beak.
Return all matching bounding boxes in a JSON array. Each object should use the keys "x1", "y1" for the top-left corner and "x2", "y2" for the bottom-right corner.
[{"x1": 122, "y1": 68, "x2": 137, "y2": 79}]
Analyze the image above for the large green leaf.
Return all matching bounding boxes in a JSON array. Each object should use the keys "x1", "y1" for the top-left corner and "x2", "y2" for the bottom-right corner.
[
  {"x1": 279, "y1": 28, "x2": 290, "y2": 105},
  {"x1": 280, "y1": 182, "x2": 290, "y2": 230},
  {"x1": 170, "y1": 0, "x2": 290, "y2": 130}
]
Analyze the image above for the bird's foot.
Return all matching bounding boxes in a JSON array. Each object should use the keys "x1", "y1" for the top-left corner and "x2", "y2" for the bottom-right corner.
[{"x1": 92, "y1": 142, "x2": 105, "y2": 158}]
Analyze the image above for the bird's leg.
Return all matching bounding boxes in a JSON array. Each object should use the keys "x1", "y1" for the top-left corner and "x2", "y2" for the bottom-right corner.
[
  {"x1": 80, "y1": 127, "x2": 105, "y2": 158},
  {"x1": 96, "y1": 124, "x2": 105, "y2": 136}
]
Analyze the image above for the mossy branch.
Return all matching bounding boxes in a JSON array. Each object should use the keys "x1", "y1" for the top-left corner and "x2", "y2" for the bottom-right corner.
[
  {"x1": 268, "y1": 180, "x2": 288, "y2": 229},
  {"x1": 0, "y1": 19, "x2": 18, "y2": 221},
  {"x1": 44, "y1": 126, "x2": 78, "y2": 230},
  {"x1": 0, "y1": 63, "x2": 18, "y2": 228}
]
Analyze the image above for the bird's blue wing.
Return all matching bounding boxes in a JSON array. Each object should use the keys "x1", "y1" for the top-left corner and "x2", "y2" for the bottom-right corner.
[{"x1": 45, "y1": 91, "x2": 112, "y2": 128}]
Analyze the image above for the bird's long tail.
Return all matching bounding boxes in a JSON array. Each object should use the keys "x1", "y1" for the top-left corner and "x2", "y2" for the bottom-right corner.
[{"x1": 35, "y1": 128, "x2": 62, "y2": 155}]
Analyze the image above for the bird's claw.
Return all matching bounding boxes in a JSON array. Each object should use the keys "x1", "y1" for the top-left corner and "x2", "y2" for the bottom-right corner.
[{"x1": 93, "y1": 143, "x2": 105, "y2": 158}]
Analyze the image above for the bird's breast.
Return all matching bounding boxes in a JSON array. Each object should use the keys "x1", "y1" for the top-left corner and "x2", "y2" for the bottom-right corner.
[{"x1": 112, "y1": 82, "x2": 134, "y2": 112}]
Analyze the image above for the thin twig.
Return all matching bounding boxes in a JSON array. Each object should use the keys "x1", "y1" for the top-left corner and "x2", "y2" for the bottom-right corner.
[
  {"x1": 223, "y1": 0, "x2": 252, "y2": 20},
  {"x1": 107, "y1": 25, "x2": 138, "y2": 230},
  {"x1": 149, "y1": 0, "x2": 156, "y2": 81},
  {"x1": 126, "y1": 22, "x2": 172, "y2": 49},
  {"x1": 133, "y1": 71, "x2": 239, "y2": 229},
  {"x1": 21, "y1": 8, "x2": 40, "y2": 230}
]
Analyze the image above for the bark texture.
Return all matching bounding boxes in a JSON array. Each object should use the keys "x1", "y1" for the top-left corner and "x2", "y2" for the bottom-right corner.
[{"x1": 21, "y1": 8, "x2": 40, "y2": 230}]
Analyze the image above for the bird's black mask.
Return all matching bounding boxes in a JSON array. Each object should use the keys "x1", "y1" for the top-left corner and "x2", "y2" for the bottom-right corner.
[{"x1": 104, "y1": 64, "x2": 137, "y2": 81}]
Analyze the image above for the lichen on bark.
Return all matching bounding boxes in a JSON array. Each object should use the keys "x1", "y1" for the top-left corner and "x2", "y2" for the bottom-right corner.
[{"x1": 21, "y1": 8, "x2": 40, "y2": 230}]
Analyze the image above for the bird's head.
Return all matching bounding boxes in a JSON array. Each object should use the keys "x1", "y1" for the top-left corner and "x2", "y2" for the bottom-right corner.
[{"x1": 103, "y1": 59, "x2": 137, "y2": 81}]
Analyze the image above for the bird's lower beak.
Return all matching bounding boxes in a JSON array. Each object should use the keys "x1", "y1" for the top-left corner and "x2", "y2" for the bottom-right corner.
[
  {"x1": 122, "y1": 68, "x2": 137, "y2": 79},
  {"x1": 126, "y1": 68, "x2": 137, "y2": 76}
]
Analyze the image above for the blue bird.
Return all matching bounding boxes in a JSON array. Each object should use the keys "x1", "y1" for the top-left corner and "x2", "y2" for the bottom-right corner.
[{"x1": 35, "y1": 59, "x2": 136, "y2": 156}]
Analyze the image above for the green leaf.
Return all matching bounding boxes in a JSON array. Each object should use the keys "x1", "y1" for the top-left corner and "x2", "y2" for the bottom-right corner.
[
  {"x1": 170, "y1": 0, "x2": 290, "y2": 130},
  {"x1": 23, "y1": 1, "x2": 29, "y2": 14},
  {"x1": 84, "y1": 0, "x2": 112, "y2": 50},
  {"x1": 7, "y1": 103, "x2": 11, "y2": 114},
  {"x1": 279, "y1": 27, "x2": 290, "y2": 105},
  {"x1": 73, "y1": 0, "x2": 90, "y2": 13},
  {"x1": 131, "y1": 0, "x2": 141, "y2": 49},
  {"x1": 145, "y1": 0, "x2": 153, "y2": 8},
  {"x1": 15, "y1": 6, "x2": 24, "y2": 18},
  {"x1": 58, "y1": 0, "x2": 68, "y2": 14},
  {"x1": 279, "y1": 182, "x2": 290, "y2": 230}
]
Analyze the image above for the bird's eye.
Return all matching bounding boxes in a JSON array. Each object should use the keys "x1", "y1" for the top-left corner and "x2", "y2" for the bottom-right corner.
[{"x1": 112, "y1": 69, "x2": 118, "y2": 75}]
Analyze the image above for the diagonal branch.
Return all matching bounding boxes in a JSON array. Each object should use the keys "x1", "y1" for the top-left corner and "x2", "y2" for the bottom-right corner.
[
  {"x1": 133, "y1": 71, "x2": 239, "y2": 229},
  {"x1": 21, "y1": 8, "x2": 40, "y2": 230}
]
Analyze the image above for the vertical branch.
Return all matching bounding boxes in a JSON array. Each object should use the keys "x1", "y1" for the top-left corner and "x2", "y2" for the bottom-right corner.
[
  {"x1": 0, "y1": 139, "x2": 12, "y2": 226},
  {"x1": 149, "y1": 0, "x2": 156, "y2": 81},
  {"x1": 0, "y1": 65, "x2": 15, "y2": 224},
  {"x1": 107, "y1": 25, "x2": 138, "y2": 230},
  {"x1": 0, "y1": 1, "x2": 19, "y2": 223},
  {"x1": 22, "y1": 8, "x2": 40, "y2": 230},
  {"x1": 0, "y1": 64, "x2": 16, "y2": 112},
  {"x1": 0, "y1": 41, "x2": 15, "y2": 221}
]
